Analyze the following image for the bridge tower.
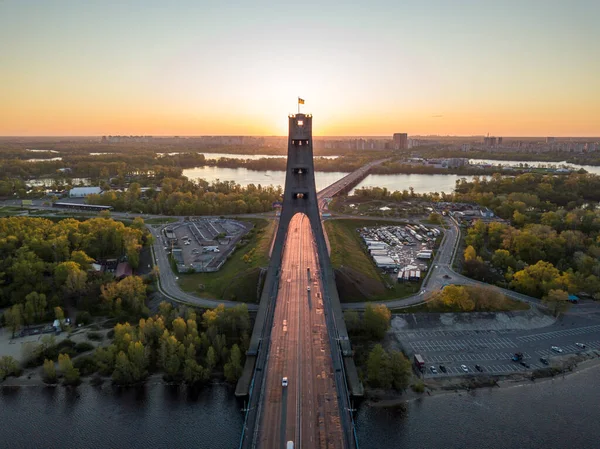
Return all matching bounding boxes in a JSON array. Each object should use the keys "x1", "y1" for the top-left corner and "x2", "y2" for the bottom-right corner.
[{"x1": 274, "y1": 113, "x2": 324, "y2": 254}]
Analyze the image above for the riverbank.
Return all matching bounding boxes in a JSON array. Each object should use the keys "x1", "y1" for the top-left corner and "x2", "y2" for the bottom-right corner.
[{"x1": 365, "y1": 351, "x2": 600, "y2": 408}]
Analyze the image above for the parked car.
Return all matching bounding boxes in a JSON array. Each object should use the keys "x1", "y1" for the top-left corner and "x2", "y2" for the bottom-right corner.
[
  {"x1": 540, "y1": 357, "x2": 549, "y2": 365},
  {"x1": 475, "y1": 364, "x2": 483, "y2": 372},
  {"x1": 520, "y1": 361, "x2": 530, "y2": 368},
  {"x1": 551, "y1": 346, "x2": 563, "y2": 353},
  {"x1": 430, "y1": 366, "x2": 438, "y2": 374},
  {"x1": 575, "y1": 343, "x2": 586, "y2": 349},
  {"x1": 460, "y1": 365, "x2": 469, "y2": 372},
  {"x1": 439, "y1": 365, "x2": 447, "y2": 373}
]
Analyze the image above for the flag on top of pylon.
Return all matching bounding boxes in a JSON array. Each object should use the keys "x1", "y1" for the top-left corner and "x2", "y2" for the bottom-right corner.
[{"x1": 298, "y1": 97, "x2": 305, "y2": 105}]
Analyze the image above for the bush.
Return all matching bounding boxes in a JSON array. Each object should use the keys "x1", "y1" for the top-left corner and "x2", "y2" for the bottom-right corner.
[
  {"x1": 43, "y1": 359, "x2": 57, "y2": 384},
  {"x1": 57, "y1": 339, "x2": 76, "y2": 350},
  {"x1": 411, "y1": 381, "x2": 425, "y2": 393},
  {"x1": 76, "y1": 311, "x2": 92, "y2": 326},
  {"x1": 73, "y1": 355, "x2": 98, "y2": 376},
  {"x1": 75, "y1": 342, "x2": 95, "y2": 354},
  {"x1": 23, "y1": 335, "x2": 59, "y2": 368},
  {"x1": 87, "y1": 332, "x2": 103, "y2": 341},
  {"x1": 0, "y1": 356, "x2": 21, "y2": 381},
  {"x1": 59, "y1": 354, "x2": 81, "y2": 386}
]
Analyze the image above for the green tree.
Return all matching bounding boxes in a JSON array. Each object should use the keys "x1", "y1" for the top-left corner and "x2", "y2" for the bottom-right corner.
[
  {"x1": 366, "y1": 344, "x2": 391, "y2": 388},
  {"x1": 65, "y1": 269, "x2": 88, "y2": 301},
  {"x1": 206, "y1": 346, "x2": 217, "y2": 371},
  {"x1": 54, "y1": 261, "x2": 82, "y2": 286},
  {"x1": 491, "y1": 249, "x2": 517, "y2": 271},
  {"x1": 388, "y1": 350, "x2": 411, "y2": 391},
  {"x1": 112, "y1": 351, "x2": 134, "y2": 384},
  {"x1": 224, "y1": 344, "x2": 243, "y2": 383},
  {"x1": 43, "y1": 359, "x2": 57, "y2": 383},
  {"x1": 159, "y1": 333, "x2": 182, "y2": 379},
  {"x1": 343, "y1": 310, "x2": 361, "y2": 334},
  {"x1": 543, "y1": 289, "x2": 571, "y2": 317},
  {"x1": 127, "y1": 341, "x2": 148, "y2": 382},
  {"x1": 5, "y1": 304, "x2": 23, "y2": 338},
  {"x1": 24, "y1": 291, "x2": 47, "y2": 322},
  {"x1": 183, "y1": 358, "x2": 208, "y2": 385},
  {"x1": 58, "y1": 353, "x2": 80, "y2": 385},
  {"x1": 0, "y1": 356, "x2": 21, "y2": 381},
  {"x1": 95, "y1": 345, "x2": 117, "y2": 375},
  {"x1": 172, "y1": 317, "x2": 187, "y2": 342},
  {"x1": 363, "y1": 304, "x2": 391, "y2": 340}
]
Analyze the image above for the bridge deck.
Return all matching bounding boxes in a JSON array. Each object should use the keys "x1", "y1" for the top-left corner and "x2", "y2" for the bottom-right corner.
[{"x1": 257, "y1": 214, "x2": 344, "y2": 449}]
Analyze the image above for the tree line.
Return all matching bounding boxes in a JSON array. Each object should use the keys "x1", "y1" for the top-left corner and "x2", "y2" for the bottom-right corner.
[
  {"x1": 39, "y1": 303, "x2": 251, "y2": 386},
  {"x1": 457, "y1": 175, "x2": 600, "y2": 302},
  {"x1": 86, "y1": 178, "x2": 283, "y2": 215},
  {"x1": 0, "y1": 217, "x2": 147, "y2": 318},
  {"x1": 344, "y1": 304, "x2": 412, "y2": 391}
]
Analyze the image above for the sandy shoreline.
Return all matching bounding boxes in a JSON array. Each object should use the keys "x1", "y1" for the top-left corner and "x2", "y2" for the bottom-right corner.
[{"x1": 366, "y1": 354, "x2": 600, "y2": 408}]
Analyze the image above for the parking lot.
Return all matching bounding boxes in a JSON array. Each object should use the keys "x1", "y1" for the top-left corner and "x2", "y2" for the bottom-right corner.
[
  {"x1": 396, "y1": 324, "x2": 600, "y2": 379},
  {"x1": 163, "y1": 218, "x2": 251, "y2": 272},
  {"x1": 358, "y1": 224, "x2": 443, "y2": 281}
]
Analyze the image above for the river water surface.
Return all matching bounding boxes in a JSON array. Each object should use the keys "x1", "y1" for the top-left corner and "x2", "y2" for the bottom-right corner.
[
  {"x1": 2, "y1": 365, "x2": 598, "y2": 448},
  {"x1": 182, "y1": 168, "x2": 478, "y2": 194}
]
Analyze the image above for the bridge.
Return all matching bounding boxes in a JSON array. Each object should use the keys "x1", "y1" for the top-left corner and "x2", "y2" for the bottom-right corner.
[{"x1": 236, "y1": 113, "x2": 364, "y2": 449}]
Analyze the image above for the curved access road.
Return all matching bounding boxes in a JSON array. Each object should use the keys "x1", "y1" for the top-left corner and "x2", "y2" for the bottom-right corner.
[{"x1": 148, "y1": 224, "x2": 259, "y2": 311}]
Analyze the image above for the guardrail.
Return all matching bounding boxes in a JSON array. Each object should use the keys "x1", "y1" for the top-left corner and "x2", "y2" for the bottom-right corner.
[{"x1": 313, "y1": 238, "x2": 359, "y2": 449}]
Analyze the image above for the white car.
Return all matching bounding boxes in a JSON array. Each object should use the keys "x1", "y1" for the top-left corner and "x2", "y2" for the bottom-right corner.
[
  {"x1": 282, "y1": 377, "x2": 288, "y2": 387},
  {"x1": 551, "y1": 346, "x2": 563, "y2": 353},
  {"x1": 461, "y1": 365, "x2": 469, "y2": 372},
  {"x1": 307, "y1": 286, "x2": 311, "y2": 291},
  {"x1": 575, "y1": 343, "x2": 586, "y2": 349},
  {"x1": 430, "y1": 366, "x2": 438, "y2": 374}
]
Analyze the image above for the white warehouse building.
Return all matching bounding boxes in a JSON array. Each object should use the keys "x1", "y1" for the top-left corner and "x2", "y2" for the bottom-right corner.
[{"x1": 69, "y1": 187, "x2": 102, "y2": 198}]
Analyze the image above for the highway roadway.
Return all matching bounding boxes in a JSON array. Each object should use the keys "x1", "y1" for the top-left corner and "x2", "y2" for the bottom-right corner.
[{"x1": 257, "y1": 214, "x2": 344, "y2": 449}]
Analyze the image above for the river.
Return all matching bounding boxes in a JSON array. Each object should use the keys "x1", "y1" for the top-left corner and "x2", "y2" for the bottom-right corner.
[
  {"x1": 1, "y1": 365, "x2": 598, "y2": 448},
  {"x1": 158, "y1": 152, "x2": 338, "y2": 160},
  {"x1": 182, "y1": 167, "x2": 478, "y2": 194}
]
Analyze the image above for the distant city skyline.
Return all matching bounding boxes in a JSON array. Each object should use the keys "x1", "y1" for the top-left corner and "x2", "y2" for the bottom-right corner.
[{"x1": 1, "y1": 0, "x2": 599, "y2": 137}]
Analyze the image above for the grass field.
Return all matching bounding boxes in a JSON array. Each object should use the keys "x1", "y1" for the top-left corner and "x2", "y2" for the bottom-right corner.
[
  {"x1": 178, "y1": 218, "x2": 275, "y2": 302},
  {"x1": 324, "y1": 218, "x2": 422, "y2": 302}
]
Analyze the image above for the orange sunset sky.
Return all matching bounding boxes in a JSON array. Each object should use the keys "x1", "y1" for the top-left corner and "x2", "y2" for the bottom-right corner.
[{"x1": 1, "y1": 0, "x2": 599, "y2": 137}]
